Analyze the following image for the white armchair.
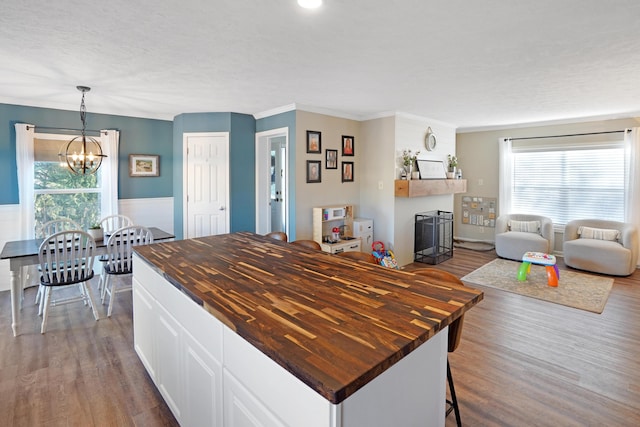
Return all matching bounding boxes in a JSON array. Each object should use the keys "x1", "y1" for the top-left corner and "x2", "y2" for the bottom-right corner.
[
  {"x1": 495, "y1": 214, "x2": 554, "y2": 261},
  {"x1": 563, "y1": 219, "x2": 638, "y2": 276}
]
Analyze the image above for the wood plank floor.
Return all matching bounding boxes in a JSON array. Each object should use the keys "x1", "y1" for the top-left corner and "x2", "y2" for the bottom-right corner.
[
  {"x1": 0, "y1": 248, "x2": 639, "y2": 426},
  {"x1": 426, "y1": 248, "x2": 640, "y2": 427}
]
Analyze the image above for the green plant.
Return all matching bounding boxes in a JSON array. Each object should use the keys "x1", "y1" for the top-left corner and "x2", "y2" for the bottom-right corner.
[
  {"x1": 447, "y1": 154, "x2": 458, "y2": 170},
  {"x1": 89, "y1": 224, "x2": 101, "y2": 230},
  {"x1": 402, "y1": 149, "x2": 420, "y2": 167}
]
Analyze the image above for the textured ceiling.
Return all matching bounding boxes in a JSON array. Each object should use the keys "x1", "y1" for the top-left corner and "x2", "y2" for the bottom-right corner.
[{"x1": 2, "y1": 0, "x2": 640, "y2": 130}]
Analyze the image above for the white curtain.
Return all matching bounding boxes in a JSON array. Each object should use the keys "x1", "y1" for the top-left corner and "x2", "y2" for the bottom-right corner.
[
  {"x1": 15, "y1": 123, "x2": 35, "y2": 239},
  {"x1": 498, "y1": 137, "x2": 513, "y2": 216},
  {"x1": 624, "y1": 128, "x2": 640, "y2": 233},
  {"x1": 100, "y1": 129, "x2": 120, "y2": 216}
]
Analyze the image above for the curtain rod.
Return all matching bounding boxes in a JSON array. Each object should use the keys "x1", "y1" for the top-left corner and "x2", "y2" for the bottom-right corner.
[
  {"x1": 26, "y1": 125, "x2": 107, "y2": 136},
  {"x1": 509, "y1": 129, "x2": 628, "y2": 141}
]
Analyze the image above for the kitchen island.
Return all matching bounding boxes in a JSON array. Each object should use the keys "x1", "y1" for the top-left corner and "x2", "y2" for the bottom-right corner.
[{"x1": 132, "y1": 232, "x2": 483, "y2": 426}]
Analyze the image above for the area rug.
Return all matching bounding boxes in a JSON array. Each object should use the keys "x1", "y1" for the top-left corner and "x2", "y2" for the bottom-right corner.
[{"x1": 461, "y1": 258, "x2": 614, "y2": 313}]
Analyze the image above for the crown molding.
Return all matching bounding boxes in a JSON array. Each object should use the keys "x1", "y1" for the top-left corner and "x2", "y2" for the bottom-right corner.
[
  {"x1": 253, "y1": 103, "x2": 297, "y2": 120},
  {"x1": 457, "y1": 111, "x2": 640, "y2": 133}
]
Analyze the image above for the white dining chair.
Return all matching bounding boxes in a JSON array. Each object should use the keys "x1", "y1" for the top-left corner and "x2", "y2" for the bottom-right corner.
[
  {"x1": 99, "y1": 214, "x2": 133, "y2": 240},
  {"x1": 99, "y1": 225, "x2": 154, "y2": 317},
  {"x1": 37, "y1": 230, "x2": 99, "y2": 333},
  {"x1": 31, "y1": 218, "x2": 82, "y2": 313}
]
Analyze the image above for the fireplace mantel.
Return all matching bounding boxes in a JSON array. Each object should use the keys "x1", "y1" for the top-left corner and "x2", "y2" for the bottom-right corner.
[{"x1": 394, "y1": 179, "x2": 467, "y2": 197}]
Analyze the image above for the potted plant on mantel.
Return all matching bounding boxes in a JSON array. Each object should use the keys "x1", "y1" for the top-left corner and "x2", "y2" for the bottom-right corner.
[
  {"x1": 402, "y1": 149, "x2": 421, "y2": 179},
  {"x1": 447, "y1": 154, "x2": 458, "y2": 179}
]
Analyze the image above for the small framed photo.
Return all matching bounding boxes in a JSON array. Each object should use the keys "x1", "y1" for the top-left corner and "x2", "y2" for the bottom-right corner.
[
  {"x1": 342, "y1": 135, "x2": 354, "y2": 156},
  {"x1": 307, "y1": 130, "x2": 322, "y2": 153},
  {"x1": 129, "y1": 154, "x2": 159, "y2": 177},
  {"x1": 326, "y1": 149, "x2": 338, "y2": 169},
  {"x1": 341, "y1": 161, "x2": 354, "y2": 182},
  {"x1": 307, "y1": 160, "x2": 322, "y2": 183}
]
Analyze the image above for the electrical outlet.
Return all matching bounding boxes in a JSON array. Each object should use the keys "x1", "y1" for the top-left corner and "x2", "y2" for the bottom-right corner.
[
  {"x1": 479, "y1": 226, "x2": 485, "y2": 234},
  {"x1": 478, "y1": 178, "x2": 484, "y2": 186},
  {"x1": 378, "y1": 181, "x2": 383, "y2": 190}
]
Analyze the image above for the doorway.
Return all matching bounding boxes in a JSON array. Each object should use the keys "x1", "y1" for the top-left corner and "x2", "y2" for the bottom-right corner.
[
  {"x1": 255, "y1": 128, "x2": 289, "y2": 236},
  {"x1": 183, "y1": 132, "x2": 230, "y2": 239}
]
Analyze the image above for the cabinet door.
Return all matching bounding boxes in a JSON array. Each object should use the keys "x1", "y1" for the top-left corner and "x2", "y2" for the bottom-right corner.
[
  {"x1": 183, "y1": 330, "x2": 223, "y2": 427},
  {"x1": 156, "y1": 302, "x2": 183, "y2": 422},
  {"x1": 224, "y1": 370, "x2": 286, "y2": 427},
  {"x1": 132, "y1": 280, "x2": 156, "y2": 379}
]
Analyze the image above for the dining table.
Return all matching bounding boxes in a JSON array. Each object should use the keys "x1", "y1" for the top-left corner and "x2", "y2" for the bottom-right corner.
[{"x1": 0, "y1": 226, "x2": 174, "y2": 336}]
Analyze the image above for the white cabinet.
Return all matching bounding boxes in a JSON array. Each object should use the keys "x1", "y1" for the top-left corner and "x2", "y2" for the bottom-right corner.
[
  {"x1": 223, "y1": 370, "x2": 286, "y2": 427},
  {"x1": 132, "y1": 255, "x2": 223, "y2": 427},
  {"x1": 184, "y1": 330, "x2": 223, "y2": 427},
  {"x1": 132, "y1": 278, "x2": 156, "y2": 378},
  {"x1": 155, "y1": 301, "x2": 183, "y2": 420}
]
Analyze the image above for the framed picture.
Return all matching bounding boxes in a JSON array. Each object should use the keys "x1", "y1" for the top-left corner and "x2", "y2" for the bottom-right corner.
[
  {"x1": 342, "y1": 135, "x2": 354, "y2": 156},
  {"x1": 342, "y1": 161, "x2": 354, "y2": 182},
  {"x1": 307, "y1": 130, "x2": 322, "y2": 153},
  {"x1": 326, "y1": 149, "x2": 338, "y2": 169},
  {"x1": 129, "y1": 154, "x2": 159, "y2": 177},
  {"x1": 416, "y1": 159, "x2": 447, "y2": 179},
  {"x1": 307, "y1": 160, "x2": 322, "y2": 183}
]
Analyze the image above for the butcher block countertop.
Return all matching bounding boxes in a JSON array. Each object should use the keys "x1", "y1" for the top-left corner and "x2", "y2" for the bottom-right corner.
[{"x1": 133, "y1": 232, "x2": 483, "y2": 404}]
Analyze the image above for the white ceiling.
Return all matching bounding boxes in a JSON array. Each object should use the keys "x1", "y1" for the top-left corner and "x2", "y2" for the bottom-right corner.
[{"x1": 2, "y1": 0, "x2": 640, "y2": 130}]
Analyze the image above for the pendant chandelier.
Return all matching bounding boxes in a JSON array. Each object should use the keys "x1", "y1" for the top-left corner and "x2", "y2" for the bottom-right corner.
[{"x1": 59, "y1": 86, "x2": 106, "y2": 175}]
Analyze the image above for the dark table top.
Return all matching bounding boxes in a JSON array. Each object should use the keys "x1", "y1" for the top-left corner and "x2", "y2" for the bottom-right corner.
[
  {"x1": 133, "y1": 231, "x2": 484, "y2": 404},
  {"x1": 0, "y1": 227, "x2": 174, "y2": 260}
]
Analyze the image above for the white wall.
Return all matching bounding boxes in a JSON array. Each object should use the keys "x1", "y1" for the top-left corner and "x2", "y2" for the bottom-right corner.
[
  {"x1": 0, "y1": 197, "x2": 174, "y2": 292},
  {"x1": 392, "y1": 115, "x2": 457, "y2": 266},
  {"x1": 359, "y1": 116, "x2": 396, "y2": 253}
]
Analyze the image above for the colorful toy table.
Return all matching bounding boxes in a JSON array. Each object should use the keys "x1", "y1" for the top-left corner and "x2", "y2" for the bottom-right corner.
[{"x1": 517, "y1": 251, "x2": 559, "y2": 287}]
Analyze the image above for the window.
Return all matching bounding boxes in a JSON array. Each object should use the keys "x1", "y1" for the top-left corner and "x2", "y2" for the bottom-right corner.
[
  {"x1": 504, "y1": 137, "x2": 624, "y2": 227},
  {"x1": 33, "y1": 137, "x2": 103, "y2": 230}
]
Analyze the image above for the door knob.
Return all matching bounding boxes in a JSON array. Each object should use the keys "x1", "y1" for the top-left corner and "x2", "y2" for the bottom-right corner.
[{"x1": 219, "y1": 207, "x2": 226, "y2": 211}]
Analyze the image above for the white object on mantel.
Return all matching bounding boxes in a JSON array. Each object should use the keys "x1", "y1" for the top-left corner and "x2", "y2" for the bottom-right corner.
[{"x1": 411, "y1": 171, "x2": 420, "y2": 180}]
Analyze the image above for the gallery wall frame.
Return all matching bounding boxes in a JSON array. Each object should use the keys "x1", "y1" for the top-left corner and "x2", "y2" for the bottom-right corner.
[
  {"x1": 342, "y1": 135, "x2": 354, "y2": 156},
  {"x1": 307, "y1": 160, "x2": 322, "y2": 183},
  {"x1": 326, "y1": 149, "x2": 338, "y2": 169},
  {"x1": 307, "y1": 130, "x2": 322, "y2": 153},
  {"x1": 342, "y1": 161, "x2": 354, "y2": 182}
]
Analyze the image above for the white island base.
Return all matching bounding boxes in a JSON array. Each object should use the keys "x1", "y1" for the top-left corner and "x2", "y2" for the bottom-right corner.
[{"x1": 132, "y1": 254, "x2": 448, "y2": 427}]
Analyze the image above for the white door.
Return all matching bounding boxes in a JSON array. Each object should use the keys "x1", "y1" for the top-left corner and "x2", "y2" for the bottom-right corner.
[
  {"x1": 255, "y1": 128, "x2": 289, "y2": 236},
  {"x1": 184, "y1": 132, "x2": 229, "y2": 239}
]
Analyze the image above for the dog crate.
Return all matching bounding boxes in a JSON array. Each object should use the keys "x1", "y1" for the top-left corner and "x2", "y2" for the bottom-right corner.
[{"x1": 414, "y1": 210, "x2": 453, "y2": 264}]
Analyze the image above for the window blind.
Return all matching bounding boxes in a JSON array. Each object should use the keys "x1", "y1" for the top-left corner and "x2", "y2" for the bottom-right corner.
[{"x1": 511, "y1": 145, "x2": 624, "y2": 226}]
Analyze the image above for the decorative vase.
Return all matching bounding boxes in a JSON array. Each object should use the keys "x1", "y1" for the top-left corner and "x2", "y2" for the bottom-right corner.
[
  {"x1": 411, "y1": 171, "x2": 420, "y2": 180},
  {"x1": 446, "y1": 172, "x2": 455, "y2": 179}
]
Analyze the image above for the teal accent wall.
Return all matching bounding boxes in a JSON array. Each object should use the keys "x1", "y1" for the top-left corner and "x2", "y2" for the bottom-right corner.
[
  {"x1": 230, "y1": 113, "x2": 257, "y2": 232},
  {"x1": 172, "y1": 112, "x2": 256, "y2": 239},
  {"x1": 0, "y1": 103, "x2": 172, "y2": 205},
  {"x1": 256, "y1": 111, "x2": 297, "y2": 240}
]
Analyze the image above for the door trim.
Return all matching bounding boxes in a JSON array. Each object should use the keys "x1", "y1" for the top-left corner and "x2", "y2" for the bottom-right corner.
[
  {"x1": 182, "y1": 132, "x2": 230, "y2": 239},
  {"x1": 255, "y1": 127, "x2": 289, "y2": 236}
]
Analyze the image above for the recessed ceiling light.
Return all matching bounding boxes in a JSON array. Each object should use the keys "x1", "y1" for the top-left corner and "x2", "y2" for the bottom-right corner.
[{"x1": 298, "y1": 0, "x2": 322, "y2": 9}]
